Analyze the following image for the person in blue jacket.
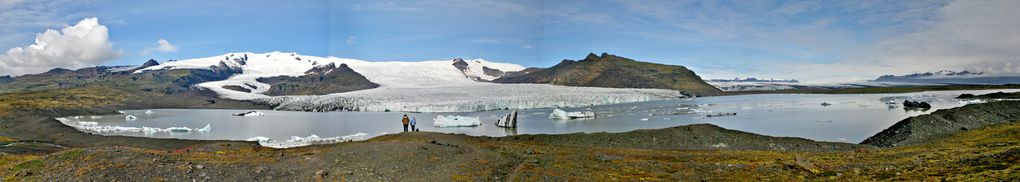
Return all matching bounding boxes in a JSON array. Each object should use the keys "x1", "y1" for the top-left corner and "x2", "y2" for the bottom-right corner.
[{"x1": 410, "y1": 117, "x2": 418, "y2": 132}]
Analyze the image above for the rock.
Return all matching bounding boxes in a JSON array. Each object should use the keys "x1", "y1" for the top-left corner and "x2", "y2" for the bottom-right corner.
[
  {"x1": 789, "y1": 157, "x2": 820, "y2": 174},
  {"x1": 902, "y1": 100, "x2": 932, "y2": 110}
]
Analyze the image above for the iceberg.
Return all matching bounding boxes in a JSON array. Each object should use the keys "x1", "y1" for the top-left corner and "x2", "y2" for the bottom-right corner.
[
  {"x1": 256, "y1": 133, "x2": 371, "y2": 148},
  {"x1": 433, "y1": 115, "x2": 481, "y2": 127},
  {"x1": 548, "y1": 109, "x2": 597, "y2": 120},
  {"x1": 72, "y1": 124, "x2": 213, "y2": 134},
  {"x1": 167, "y1": 127, "x2": 192, "y2": 133},
  {"x1": 195, "y1": 124, "x2": 211, "y2": 132},
  {"x1": 495, "y1": 110, "x2": 518, "y2": 128},
  {"x1": 232, "y1": 111, "x2": 265, "y2": 117},
  {"x1": 246, "y1": 136, "x2": 271, "y2": 142}
]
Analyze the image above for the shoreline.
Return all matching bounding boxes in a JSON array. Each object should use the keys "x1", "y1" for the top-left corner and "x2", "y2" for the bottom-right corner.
[{"x1": 3, "y1": 87, "x2": 1020, "y2": 180}]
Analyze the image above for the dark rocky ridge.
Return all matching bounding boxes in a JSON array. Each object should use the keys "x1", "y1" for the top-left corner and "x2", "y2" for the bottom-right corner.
[
  {"x1": 861, "y1": 100, "x2": 1020, "y2": 147},
  {"x1": 256, "y1": 63, "x2": 378, "y2": 96},
  {"x1": 494, "y1": 53, "x2": 722, "y2": 96}
]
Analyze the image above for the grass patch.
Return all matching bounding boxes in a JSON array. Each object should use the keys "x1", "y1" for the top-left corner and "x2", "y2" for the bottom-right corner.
[
  {"x1": 12, "y1": 159, "x2": 43, "y2": 171},
  {"x1": 58, "y1": 150, "x2": 83, "y2": 160}
]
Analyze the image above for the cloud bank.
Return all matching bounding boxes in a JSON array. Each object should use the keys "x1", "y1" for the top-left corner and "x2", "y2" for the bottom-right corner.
[
  {"x1": 0, "y1": 17, "x2": 121, "y2": 76},
  {"x1": 139, "y1": 39, "x2": 178, "y2": 55}
]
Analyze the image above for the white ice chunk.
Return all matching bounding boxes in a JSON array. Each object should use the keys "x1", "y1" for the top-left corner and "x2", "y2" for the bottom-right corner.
[
  {"x1": 246, "y1": 136, "x2": 271, "y2": 142},
  {"x1": 144, "y1": 110, "x2": 154, "y2": 114},
  {"x1": 196, "y1": 124, "x2": 211, "y2": 132},
  {"x1": 548, "y1": 109, "x2": 597, "y2": 120},
  {"x1": 233, "y1": 111, "x2": 265, "y2": 117},
  {"x1": 433, "y1": 115, "x2": 481, "y2": 127},
  {"x1": 125, "y1": 115, "x2": 137, "y2": 120},
  {"x1": 257, "y1": 133, "x2": 370, "y2": 148}
]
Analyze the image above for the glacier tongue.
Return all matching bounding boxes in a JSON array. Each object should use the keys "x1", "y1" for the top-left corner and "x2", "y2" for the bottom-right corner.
[{"x1": 256, "y1": 84, "x2": 684, "y2": 112}]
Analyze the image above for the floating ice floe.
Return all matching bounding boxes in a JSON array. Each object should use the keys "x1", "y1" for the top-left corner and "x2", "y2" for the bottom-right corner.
[
  {"x1": 255, "y1": 133, "x2": 370, "y2": 148},
  {"x1": 548, "y1": 109, "x2": 597, "y2": 120},
  {"x1": 125, "y1": 115, "x2": 137, "y2": 120},
  {"x1": 74, "y1": 123, "x2": 212, "y2": 134},
  {"x1": 433, "y1": 115, "x2": 481, "y2": 127},
  {"x1": 144, "y1": 110, "x2": 154, "y2": 114},
  {"x1": 246, "y1": 136, "x2": 271, "y2": 142},
  {"x1": 640, "y1": 118, "x2": 649, "y2": 121},
  {"x1": 232, "y1": 111, "x2": 265, "y2": 117},
  {"x1": 90, "y1": 116, "x2": 102, "y2": 119}
]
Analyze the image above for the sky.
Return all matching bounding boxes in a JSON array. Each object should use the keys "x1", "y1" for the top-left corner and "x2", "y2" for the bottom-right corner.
[{"x1": 1, "y1": 0, "x2": 1018, "y2": 82}]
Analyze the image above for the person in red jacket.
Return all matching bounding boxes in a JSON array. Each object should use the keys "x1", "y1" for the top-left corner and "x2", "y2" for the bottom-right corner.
[{"x1": 401, "y1": 114, "x2": 410, "y2": 132}]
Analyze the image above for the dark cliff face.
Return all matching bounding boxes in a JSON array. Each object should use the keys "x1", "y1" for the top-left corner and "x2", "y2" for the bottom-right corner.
[
  {"x1": 494, "y1": 53, "x2": 722, "y2": 96},
  {"x1": 0, "y1": 59, "x2": 241, "y2": 95},
  {"x1": 256, "y1": 63, "x2": 379, "y2": 96}
]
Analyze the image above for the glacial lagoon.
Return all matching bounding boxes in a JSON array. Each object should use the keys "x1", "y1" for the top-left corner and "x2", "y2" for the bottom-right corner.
[{"x1": 60, "y1": 89, "x2": 1020, "y2": 147}]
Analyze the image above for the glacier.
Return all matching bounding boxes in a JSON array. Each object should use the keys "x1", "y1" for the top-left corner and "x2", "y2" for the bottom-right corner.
[
  {"x1": 138, "y1": 52, "x2": 686, "y2": 112},
  {"x1": 256, "y1": 84, "x2": 684, "y2": 112}
]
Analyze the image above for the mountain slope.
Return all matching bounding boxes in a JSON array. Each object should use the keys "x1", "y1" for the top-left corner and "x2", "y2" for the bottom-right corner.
[
  {"x1": 256, "y1": 63, "x2": 379, "y2": 96},
  {"x1": 494, "y1": 53, "x2": 721, "y2": 96}
]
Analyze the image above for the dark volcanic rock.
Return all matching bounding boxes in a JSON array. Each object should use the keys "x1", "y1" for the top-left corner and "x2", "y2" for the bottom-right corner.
[
  {"x1": 902, "y1": 100, "x2": 932, "y2": 110},
  {"x1": 140, "y1": 59, "x2": 160, "y2": 68},
  {"x1": 481, "y1": 66, "x2": 503, "y2": 78},
  {"x1": 257, "y1": 63, "x2": 378, "y2": 96},
  {"x1": 861, "y1": 101, "x2": 1020, "y2": 148},
  {"x1": 493, "y1": 52, "x2": 721, "y2": 96}
]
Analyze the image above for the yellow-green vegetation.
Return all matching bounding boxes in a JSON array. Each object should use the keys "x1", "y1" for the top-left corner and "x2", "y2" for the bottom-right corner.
[
  {"x1": 0, "y1": 86, "x2": 128, "y2": 117},
  {"x1": 495, "y1": 122, "x2": 1020, "y2": 180},
  {"x1": 3, "y1": 122, "x2": 1018, "y2": 180},
  {"x1": 2, "y1": 154, "x2": 42, "y2": 180}
]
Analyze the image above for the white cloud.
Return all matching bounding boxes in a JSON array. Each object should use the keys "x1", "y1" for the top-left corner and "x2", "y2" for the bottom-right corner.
[
  {"x1": 345, "y1": 36, "x2": 356, "y2": 45},
  {"x1": 858, "y1": 0, "x2": 1020, "y2": 75},
  {"x1": 0, "y1": 17, "x2": 122, "y2": 76},
  {"x1": 139, "y1": 39, "x2": 178, "y2": 55}
]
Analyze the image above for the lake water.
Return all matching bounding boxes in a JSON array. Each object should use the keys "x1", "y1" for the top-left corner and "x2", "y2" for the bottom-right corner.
[{"x1": 59, "y1": 89, "x2": 1019, "y2": 146}]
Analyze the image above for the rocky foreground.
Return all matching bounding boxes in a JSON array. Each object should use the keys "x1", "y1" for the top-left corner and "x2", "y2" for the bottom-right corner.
[{"x1": 1, "y1": 90, "x2": 1020, "y2": 180}]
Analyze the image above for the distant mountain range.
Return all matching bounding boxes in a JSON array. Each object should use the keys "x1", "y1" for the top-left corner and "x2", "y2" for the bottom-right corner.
[
  {"x1": 494, "y1": 53, "x2": 721, "y2": 96},
  {"x1": 873, "y1": 70, "x2": 1020, "y2": 85},
  {"x1": 708, "y1": 77, "x2": 799, "y2": 83},
  {"x1": 0, "y1": 52, "x2": 719, "y2": 99}
]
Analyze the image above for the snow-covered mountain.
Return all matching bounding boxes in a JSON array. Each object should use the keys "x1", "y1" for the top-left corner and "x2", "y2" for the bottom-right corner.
[
  {"x1": 135, "y1": 52, "x2": 684, "y2": 112},
  {"x1": 136, "y1": 52, "x2": 527, "y2": 99},
  {"x1": 874, "y1": 70, "x2": 1020, "y2": 85}
]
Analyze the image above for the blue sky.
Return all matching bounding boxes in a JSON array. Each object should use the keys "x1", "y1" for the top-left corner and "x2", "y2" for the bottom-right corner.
[{"x1": 2, "y1": 0, "x2": 1018, "y2": 82}]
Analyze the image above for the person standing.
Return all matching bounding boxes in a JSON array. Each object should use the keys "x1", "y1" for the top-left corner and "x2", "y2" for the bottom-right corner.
[
  {"x1": 401, "y1": 114, "x2": 410, "y2": 132},
  {"x1": 410, "y1": 117, "x2": 417, "y2": 132}
]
